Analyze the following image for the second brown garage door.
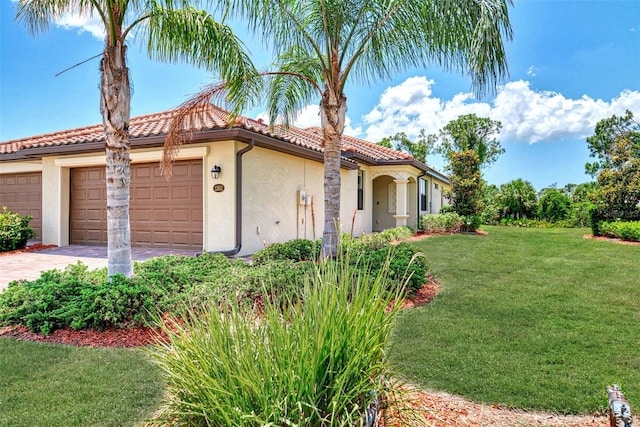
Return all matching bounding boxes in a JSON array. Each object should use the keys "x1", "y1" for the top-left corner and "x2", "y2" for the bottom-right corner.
[{"x1": 70, "y1": 160, "x2": 203, "y2": 249}]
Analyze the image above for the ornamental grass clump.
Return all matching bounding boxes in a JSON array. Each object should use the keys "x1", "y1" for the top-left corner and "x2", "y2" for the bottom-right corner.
[{"x1": 148, "y1": 255, "x2": 406, "y2": 426}]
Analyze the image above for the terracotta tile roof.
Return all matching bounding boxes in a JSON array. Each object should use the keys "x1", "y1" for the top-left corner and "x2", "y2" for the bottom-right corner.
[{"x1": 0, "y1": 104, "x2": 412, "y2": 164}]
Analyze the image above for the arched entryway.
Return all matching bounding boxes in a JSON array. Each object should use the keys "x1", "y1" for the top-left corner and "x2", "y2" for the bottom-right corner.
[{"x1": 372, "y1": 174, "x2": 417, "y2": 232}]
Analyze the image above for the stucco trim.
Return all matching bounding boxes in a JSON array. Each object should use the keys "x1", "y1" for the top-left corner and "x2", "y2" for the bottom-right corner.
[
  {"x1": 53, "y1": 146, "x2": 209, "y2": 167},
  {"x1": 0, "y1": 161, "x2": 43, "y2": 174}
]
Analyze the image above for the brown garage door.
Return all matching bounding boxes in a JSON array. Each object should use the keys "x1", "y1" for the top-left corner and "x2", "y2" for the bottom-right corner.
[
  {"x1": 71, "y1": 160, "x2": 203, "y2": 249},
  {"x1": 0, "y1": 172, "x2": 42, "y2": 237}
]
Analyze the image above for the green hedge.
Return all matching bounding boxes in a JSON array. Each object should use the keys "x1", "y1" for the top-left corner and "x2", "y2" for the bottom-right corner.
[
  {"x1": 0, "y1": 207, "x2": 36, "y2": 252},
  {"x1": 598, "y1": 220, "x2": 640, "y2": 242},
  {"x1": 419, "y1": 213, "x2": 463, "y2": 234},
  {"x1": 0, "y1": 228, "x2": 428, "y2": 335},
  {"x1": 0, "y1": 254, "x2": 307, "y2": 335}
]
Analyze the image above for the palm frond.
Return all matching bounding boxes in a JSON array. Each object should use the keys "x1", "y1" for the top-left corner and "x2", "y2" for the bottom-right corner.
[
  {"x1": 16, "y1": 0, "x2": 105, "y2": 34},
  {"x1": 145, "y1": 4, "x2": 258, "y2": 81},
  {"x1": 266, "y1": 46, "x2": 324, "y2": 127},
  {"x1": 161, "y1": 82, "x2": 230, "y2": 177}
]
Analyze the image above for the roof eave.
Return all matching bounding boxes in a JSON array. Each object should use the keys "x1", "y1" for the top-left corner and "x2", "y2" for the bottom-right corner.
[{"x1": 0, "y1": 127, "x2": 359, "y2": 170}]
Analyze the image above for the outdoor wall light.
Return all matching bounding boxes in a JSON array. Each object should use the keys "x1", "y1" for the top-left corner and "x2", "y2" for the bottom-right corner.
[{"x1": 211, "y1": 165, "x2": 221, "y2": 179}]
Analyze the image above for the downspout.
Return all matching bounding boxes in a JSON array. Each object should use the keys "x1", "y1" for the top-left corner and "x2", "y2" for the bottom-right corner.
[
  {"x1": 417, "y1": 170, "x2": 427, "y2": 230},
  {"x1": 205, "y1": 139, "x2": 255, "y2": 257}
]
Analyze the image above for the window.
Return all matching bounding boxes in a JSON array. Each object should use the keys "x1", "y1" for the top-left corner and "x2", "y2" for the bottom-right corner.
[
  {"x1": 420, "y1": 178, "x2": 427, "y2": 211},
  {"x1": 434, "y1": 183, "x2": 439, "y2": 190},
  {"x1": 357, "y1": 170, "x2": 364, "y2": 210}
]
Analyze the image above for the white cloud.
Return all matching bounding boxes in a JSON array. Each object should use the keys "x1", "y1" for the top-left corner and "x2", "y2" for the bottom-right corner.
[
  {"x1": 526, "y1": 66, "x2": 537, "y2": 77},
  {"x1": 362, "y1": 76, "x2": 489, "y2": 142},
  {"x1": 361, "y1": 77, "x2": 640, "y2": 144},
  {"x1": 54, "y1": 13, "x2": 105, "y2": 39}
]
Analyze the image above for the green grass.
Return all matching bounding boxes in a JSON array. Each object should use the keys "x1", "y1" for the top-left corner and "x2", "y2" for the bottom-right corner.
[
  {"x1": 392, "y1": 226, "x2": 640, "y2": 415},
  {"x1": 0, "y1": 339, "x2": 163, "y2": 427}
]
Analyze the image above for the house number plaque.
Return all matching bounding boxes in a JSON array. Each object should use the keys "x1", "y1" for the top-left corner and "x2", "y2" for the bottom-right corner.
[{"x1": 213, "y1": 184, "x2": 225, "y2": 192}]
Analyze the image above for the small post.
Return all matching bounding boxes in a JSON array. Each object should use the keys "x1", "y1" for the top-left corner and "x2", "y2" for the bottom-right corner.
[{"x1": 607, "y1": 384, "x2": 633, "y2": 427}]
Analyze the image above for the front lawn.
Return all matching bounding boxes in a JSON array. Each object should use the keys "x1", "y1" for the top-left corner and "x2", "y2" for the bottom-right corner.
[
  {"x1": 0, "y1": 339, "x2": 162, "y2": 427},
  {"x1": 391, "y1": 226, "x2": 640, "y2": 415}
]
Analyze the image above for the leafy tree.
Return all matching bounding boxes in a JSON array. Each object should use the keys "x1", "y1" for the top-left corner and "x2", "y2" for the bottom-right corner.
[
  {"x1": 17, "y1": 0, "x2": 257, "y2": 277},
  {"x1": 571, "y1": 182, "x2": 598, "y2": 203},
  {"x1": 378, "y1": 130, "x2": 435, "y2": 163},
  {"x1": 449, "y1": 150, "x2": 482, "y2": 231},
  {"x1": 431, "y1": 114, "x2": 504, "y2": 230},
  {"x1": 499, "y1": 179, "x2": 537, "y2": 219},
  {"x1": 585, "y1": 110, "x2": 640, "y2": 228},
  {"x1": 165, "y1": 0, "x2": 513, "y2": 257},
  {"x1": 537, "y1": 188, "x2": 571, "y2": 222},
  {"x1": 435, "y1": 114, "x2": 504, "y2": 168}
]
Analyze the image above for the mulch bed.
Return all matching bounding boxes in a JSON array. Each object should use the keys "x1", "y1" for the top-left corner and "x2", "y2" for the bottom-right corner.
[
  {"x1": 583, "y1": 234, "x2": 640, "y2": 246},
  {"x1": 0, "y1": 243, "x2": 57, "y2": 257},
  {"x1": 0, "y1": 280, "x2": 440, "y2": 348}
]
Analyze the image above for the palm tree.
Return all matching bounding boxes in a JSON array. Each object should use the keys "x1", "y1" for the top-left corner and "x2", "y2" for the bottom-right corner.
[
  {"x1": 165, "y1": 0, "x2": 513, "y2": 257},
  {"x1": 17, "y1": 0, "x2": 257, "y2": 277}
]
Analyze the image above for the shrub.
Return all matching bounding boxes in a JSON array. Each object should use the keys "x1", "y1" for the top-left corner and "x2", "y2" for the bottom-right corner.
[
  {"x1": 0, "y1": 263, "x2": 156, "y2": 334},
  {"x1": 378, "y1": 226, "x2": 414, "y2": 242},
  {"x1": 499, "y1": 218, "x2": 578, "y2": 229},
  {"x1": 420, "y1": 212, "x2": 463, "y2": 234},
  {"x1": 462, "y1": 215, "x2": 481, "y2": 232},
  {"x1": 537, "y1": 189, "x2": 571, "y2": 222},
  {"x1": 148, "y1": 256, "x2": 405, "y2": 426},
  {"x1": 598, "y1": 221, "x2": 640, "y2": 242},
  {"x1": 353, "y1": 242, "x2": 427, "y2": 293},
  {"x1": 569, "y1": 201, "x2": 594, "y2": 228},
  {"x1": 0, "y1": 229, "x2": 428, "y2": 335},
  {"x1": 0, "y1": 207, "x2": 36, "y2": 252},
  {"x1": 590, "y1": 205, "x2": 640, "y2": 236},
  {"x1": 252, "y1": 239, "x2": 321, "y2": 265}
]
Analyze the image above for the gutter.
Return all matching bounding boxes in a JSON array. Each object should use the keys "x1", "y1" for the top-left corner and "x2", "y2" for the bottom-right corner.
[{"x1": 205, "y1": 139, "x2": 255, "y2": 257}]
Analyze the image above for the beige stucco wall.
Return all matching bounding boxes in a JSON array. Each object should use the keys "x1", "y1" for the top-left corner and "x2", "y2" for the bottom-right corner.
[{"x1": 238, "y1": 146, "x2": 370, "y2": 255}]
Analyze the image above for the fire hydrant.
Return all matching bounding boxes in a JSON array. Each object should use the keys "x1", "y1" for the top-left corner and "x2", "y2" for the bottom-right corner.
[{"x1": 607, "y1": 384, "x2": 633, "y2": 427}]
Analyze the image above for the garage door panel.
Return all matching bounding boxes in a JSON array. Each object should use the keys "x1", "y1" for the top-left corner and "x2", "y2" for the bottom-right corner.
[
  {"x1": 71, "y1": 160, "x2": 202, "y2": 249},
  {"x1": 0, "y1": 172, "x2": 42, "y2": 237}
]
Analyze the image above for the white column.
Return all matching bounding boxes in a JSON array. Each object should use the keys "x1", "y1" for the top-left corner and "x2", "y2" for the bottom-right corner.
[{"x1": 393, "y1": 179, "x2": 410, "y2": 227}]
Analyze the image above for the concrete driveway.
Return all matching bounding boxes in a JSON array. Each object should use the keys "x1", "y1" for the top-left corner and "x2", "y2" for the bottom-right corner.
[{"x1": 0, "y1": 245, "x2": 196, "y2": 292}]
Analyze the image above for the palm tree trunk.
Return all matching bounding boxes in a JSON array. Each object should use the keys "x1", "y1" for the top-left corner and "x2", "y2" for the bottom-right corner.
[
  {"x1": 320, "y1": 89, "x2": 347, "y2": 258},
  {"x1": 101, "y1": 40, "x2": 133, "y2": 277}
]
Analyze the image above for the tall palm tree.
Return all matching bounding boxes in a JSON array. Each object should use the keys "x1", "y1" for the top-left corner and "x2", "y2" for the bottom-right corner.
[
  {"x1": 17, "y1": 0, "x2": 257, "y2": 277},
  {"x1": 165, "y1": 0, "x2": 513, "y2": 257}
]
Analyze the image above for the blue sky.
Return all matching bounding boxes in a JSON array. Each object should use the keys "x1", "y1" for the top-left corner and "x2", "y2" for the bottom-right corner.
[{"x1": 1, "y1": 0, "x2": 639, "y2": 191}]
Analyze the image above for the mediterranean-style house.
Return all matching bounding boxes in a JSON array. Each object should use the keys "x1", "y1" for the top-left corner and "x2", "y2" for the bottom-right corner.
[{"x1": 0, "y1": 105, "x2": 450, "y2": 256}]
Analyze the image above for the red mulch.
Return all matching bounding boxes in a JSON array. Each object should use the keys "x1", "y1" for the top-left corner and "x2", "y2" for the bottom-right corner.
[
  {"x1": 583, "y1": 234, "x2": 640, "y2": 245},
  {"x1": 0, "y1": 281, "x2": 440, "y2": 348},
  {"x1": 0, "y1": 243, "x2": 57, "y2": 257},
  {"x1": 0, "y1": 324, "x2": 166, "y2": 348}
]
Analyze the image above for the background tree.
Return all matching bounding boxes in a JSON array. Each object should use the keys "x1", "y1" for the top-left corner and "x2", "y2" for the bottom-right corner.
[
  {"x1": 432, "y1": 114, "x2": 504, "y2": 230},
  {"x1": 17, "y1": 0, "x2": 257, "y2": 277},
  {"x1": 479, "y1": 182, "x2": 501, "y2": 225},
  {"x1": 166, "y1": 0, "x2": 513, "y2": 257},
  {"x1": 537, "y1": 188, "x2": 571, "y2": 222},
  {"x1": 435, "y1": 114, "x2": 504, "y2": 168},
  {"x1": 570, "y1": 182, "x2": 598, "y2": 204},
  {"x1": 378, "y1": 130, "x2": 435, "y2": 163},
  {"x1": 498, "y1": 178, "x2": 537, "y2": 220},
  {"x1": 449, "y1": 150, "x2": 482, "y2": 231},
  {"x1": 585, "y1": 110, "x2": 640, "y2": 233}
]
